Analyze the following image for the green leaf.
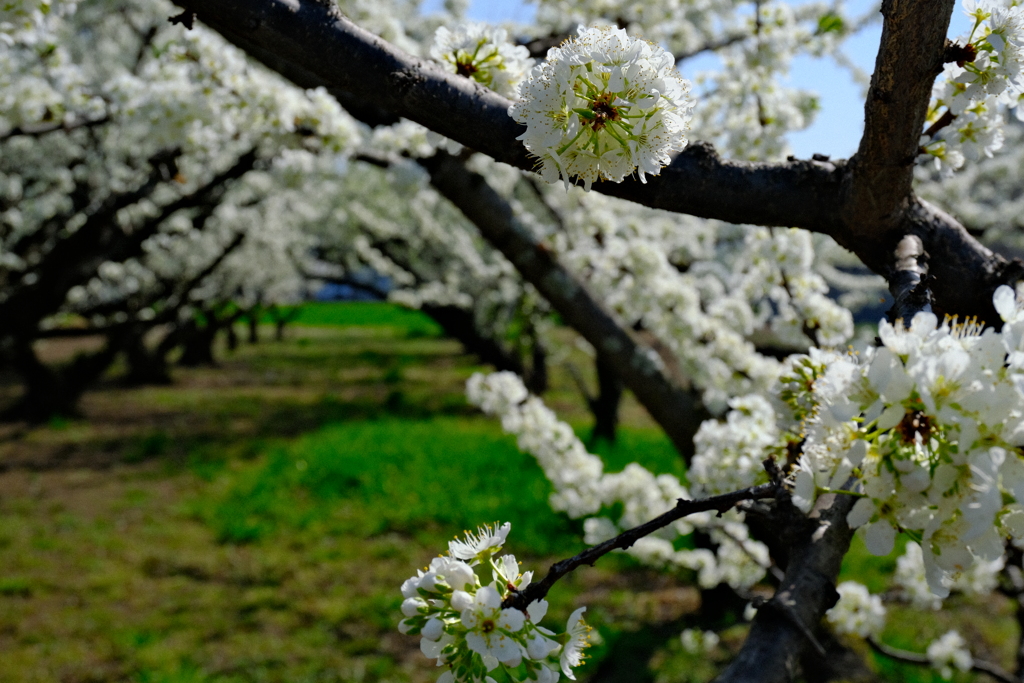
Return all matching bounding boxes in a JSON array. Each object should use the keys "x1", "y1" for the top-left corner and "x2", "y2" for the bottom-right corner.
[{"x1": 817, "y1": 12, "x2": 845, "y2": 35}]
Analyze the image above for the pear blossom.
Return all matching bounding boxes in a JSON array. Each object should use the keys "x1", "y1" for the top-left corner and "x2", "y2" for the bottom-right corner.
[
  {"x1": 680, "y1": 628, "x2": 720, "y2": 654},
  {"x1": 509, "y1": 25, "x2": 693, "y2": 190},
  {"x1": 927, "y1": 631, "x2": 974, "y2": 679},
  {"x1": 430, "y1": 22, "x2": 533, "y2": 98},
  {"x1": 825, "y1": 582, "x2": 886, "y2": 638},
  {"x1": 449, "y1": 522, "x2": 512, "y2": 562},
  {"x1": 560, "y1": 607, "x2": 590, "y2": 679},
  {"x1": 461, "y1": 584, "x2": 527, "y2": 665},
  {"x1": 398, "y1": 523, "x2": 586, "y2": 683}
]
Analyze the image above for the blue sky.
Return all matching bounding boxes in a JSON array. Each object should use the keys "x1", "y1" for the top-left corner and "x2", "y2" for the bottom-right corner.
[{"x1": 422, "y1": 0, "x2": 974, "y2": 159}]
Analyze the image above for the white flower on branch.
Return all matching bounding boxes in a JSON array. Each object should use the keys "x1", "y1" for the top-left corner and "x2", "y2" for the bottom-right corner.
[
  {"x1": 926, "y1": 630, "x2": 973, "y2": 679},
  {"x1": 430, "y1": 22, "x2": 533, "y2": 98},
  {"x1": 825, "y1": 581, "x2": 886, "y2": 639},
  {"x1": 398, "y1": 522, "x2": 585, "y2": 683},
  {"x1": 509, "y1": 25, "x2": 693, "y2": 190}
]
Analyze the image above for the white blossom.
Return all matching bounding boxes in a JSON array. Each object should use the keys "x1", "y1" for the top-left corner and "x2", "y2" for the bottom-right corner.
[{"x1": 509, "y1": 25, "x2": 692, "y2": 190}]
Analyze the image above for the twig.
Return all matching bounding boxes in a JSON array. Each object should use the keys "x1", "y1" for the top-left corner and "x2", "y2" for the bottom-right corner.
[
  {"x1": 716, "y1": 524, "x2": 785, "y2": 582},
  {"x1": 868, "y1": 638, "x2": 1020, "y2": 683},
  {"x1": 501, "y1": 481, "x2": 779, "y2": 610},
  {"x1": 0, "y1": 115, "x2": 110, "y2": 142},
  {"x1": 922, "y1": 109, "x2": 956, "y2": 140},
  {"x1": 674, "y1": 32, "x2": 748, "y2": 62}
]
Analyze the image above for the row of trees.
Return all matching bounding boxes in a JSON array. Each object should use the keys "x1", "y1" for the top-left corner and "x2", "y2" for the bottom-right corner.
[{"x1": 9, "y1": 0, "x2": 1024, "y2": 681}]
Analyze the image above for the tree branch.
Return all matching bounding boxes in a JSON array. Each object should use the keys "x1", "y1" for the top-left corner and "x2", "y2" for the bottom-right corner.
[
  {"x1": 714, "y1": 490, "x2": 858, "y2": 683},
  {"x1": 0, "y1": 149, "x2": 256, "y2": 341},
  {"x1": 178, "y1": 0, "x2": 845, "y2": 230},
  {"x1": 868, "y1": 638, "x2": 1020, "y2": 683},
  {"x1": 0, "y1": 115, "x2": 110, "y2": 141},
  {"x1": 502, "y1": 482, "x2": 780, "y2": 611},
  {"x1": 419, "y1": 151, "x2": 708, "y2": 459},
  {"x1": 850, "y1": 0, "x2": 954, "y2": 229}
]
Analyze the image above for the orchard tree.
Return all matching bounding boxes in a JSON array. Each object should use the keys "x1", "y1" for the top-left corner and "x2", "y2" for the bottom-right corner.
[
  {"x1": 10, "y1": 0, "x2": 1024, "y2": 681},
  {"x1": 169, "y1": 0, "x2": 1024, "y2": 681},
  {"x1": 0, "y1": 0, "x2": 358, "y2": 416}
]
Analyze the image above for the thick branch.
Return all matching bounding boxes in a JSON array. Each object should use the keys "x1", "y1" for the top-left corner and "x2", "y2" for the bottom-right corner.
[
  {"x1": 180, "y1": 0, "x2": 845, "y2": 231},
  {"x1": 502, "y1": 482, "x2": 779, "y2": 611},
  {"x1": 851, "y1": 0, "x2": 953, "y2": 225},
  {"x1": 420, "y1": 151, "x2": 707, "y2": 459},
  {"x1": 715, "y1": 491, "x2": 858, "y2": 683},
  {"x1": 184, "y1": 0, "x2": 1024, "y2": 321}
]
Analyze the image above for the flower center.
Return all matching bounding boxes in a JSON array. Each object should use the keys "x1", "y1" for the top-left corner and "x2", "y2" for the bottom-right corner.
[
  {"x1": 455, "y1": 58, "x2": 479, "y2": 78},
  {"x1": 897, "y1": 409, "x2": 933, "y2": 444},
  {"x1": 589, "y1": 92, "x2": 620, "y2": 132},
  {"x1": 481, "y1": 618, "x2": 496, "y2": 634}
]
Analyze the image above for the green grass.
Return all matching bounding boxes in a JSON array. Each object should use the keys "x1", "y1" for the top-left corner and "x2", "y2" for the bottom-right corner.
[
  {"x1": 273, "y1": 302, "x2": 442, "y2": 336},
  {"x1": 4, "y1": 312, "x2": 1020, "y2": 682},
  {"x1": 195, "y1": 418, "x2": 683, "y2": 558}
]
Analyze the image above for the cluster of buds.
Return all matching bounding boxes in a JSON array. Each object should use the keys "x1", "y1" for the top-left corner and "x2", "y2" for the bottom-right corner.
[{"x1": 398, "y1": 522, "x2": 590, "y2": 683}]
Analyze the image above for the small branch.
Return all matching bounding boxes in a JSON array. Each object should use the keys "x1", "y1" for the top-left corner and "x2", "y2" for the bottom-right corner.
[
  {"x1": 887, "y1": 234, "x2": 932, "y2": 323},
  {"x1": 922, "y1": 109, "x2": 956, "y2": 140},
  {"x1": 868, "y1": 638, "x2": 1020, "y2": 683},
  {"x1": 501, "y1": 482, "x2": 779, "y2": 611},
  {"x1": 0, "y1": 115, "x2": 110, "y2": 142},
  {"x1": 168, "y1": 9, "x2": 195, "y2": 29},
  {"x1": 674, "y1": 32, "x2": 748, "y2": 62}
]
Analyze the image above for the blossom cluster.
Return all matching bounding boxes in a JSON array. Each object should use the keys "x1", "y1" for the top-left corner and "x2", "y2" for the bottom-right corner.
[
  {"x1": 509, "y1": 25, "x2": 693, "y2": 190},
  {"x1": 824, "y1": 581, "x2": 886, "y2": 638},
  {"x1": 540, "y1": 190, "x2": 856, "y2": 414},
  {"x1": 893, "y1": 541, "x2": 1003, "y2": 609},
  {"x1": 927, "y1": 631, "x2": 974, "y2": 679},
  {"x1": 398, "y1": 522, "x2": 590, "y2": 683},
  {"x1": 778, "y1": 285, "x2": 1024, "y2": 596},
  {"x1": 430, "y1": 23, "x2": 533, "y2": 98},
  {"x1": 922, "y1": 0, "x2": 1024, "y2": 171},
  {"x1": 466, "y1": 371, "x2": 770, "y2": 590}
]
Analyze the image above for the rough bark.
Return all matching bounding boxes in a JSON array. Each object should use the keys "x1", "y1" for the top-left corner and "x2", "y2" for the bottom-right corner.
[{"x1": 715, "y1": 492, "x2": 857, "y2": 683}]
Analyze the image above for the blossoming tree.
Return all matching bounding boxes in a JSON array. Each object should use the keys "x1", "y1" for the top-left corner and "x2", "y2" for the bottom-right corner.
[{"x1": 13, "y1": 0, "x2": 1024, "y2": 681}]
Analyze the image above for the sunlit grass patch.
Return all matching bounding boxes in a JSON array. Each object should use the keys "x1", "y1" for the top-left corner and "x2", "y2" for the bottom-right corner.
[
  {"x1": 194, "y1": 418, "x2": 686, "y2": 556},
  {"x1": 272, "y1": 302, "x2": 442, "y2": 337}
]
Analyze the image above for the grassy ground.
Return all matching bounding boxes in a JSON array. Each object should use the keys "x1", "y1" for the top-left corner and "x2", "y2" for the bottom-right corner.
[{"x1": 0, "y1": 303, "x2": 1018, "y2": 682}]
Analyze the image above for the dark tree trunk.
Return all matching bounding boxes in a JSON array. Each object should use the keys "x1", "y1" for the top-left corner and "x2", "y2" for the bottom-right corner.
[
  {"x1": 420, "y1": 304, "x2": 527, "y2": 376},
  {"x1": 589, "y1": 357, "x2": 623, "y2": 445},
  {"x1": 177, "y1": 318, "x2": 218, "y2": 367},
  {"x1": 2, "y1": 339, "x2": 120, "y2": 422},
  {"x1": 124, "y1": 329, "x2": 172, "y2": 385},
  {"x1": 524, "y1": 337, "x2": 548, "y2": 395},
  {"x1": 247, "y1": 311, "x2": 260, "y2": 344},
  {"x1": 226, "y1": 322, "x2": 238, "y2": 351}
]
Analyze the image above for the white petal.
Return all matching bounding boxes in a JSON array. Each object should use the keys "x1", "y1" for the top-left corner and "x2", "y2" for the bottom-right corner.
[{"x1": 863, "y1": 520, "x2": 897, "y2": 556}]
